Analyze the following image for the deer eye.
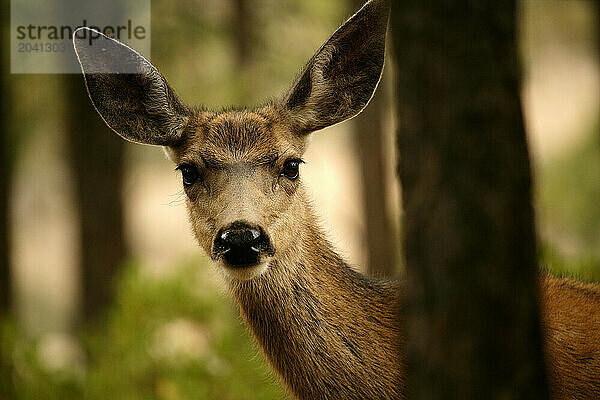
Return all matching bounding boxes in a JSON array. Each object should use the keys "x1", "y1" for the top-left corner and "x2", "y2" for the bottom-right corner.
[
  {"x1": 176, "y1": 164, "x2": 199, "y2": 186},
  {"x1": 281, "y1": 159, "x2": 303, "y2": 180}
]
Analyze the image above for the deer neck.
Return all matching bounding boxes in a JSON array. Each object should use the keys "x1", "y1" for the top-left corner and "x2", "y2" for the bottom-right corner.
[{"x1": 228, "y1": 194, "x2": 404, "y2": 400}]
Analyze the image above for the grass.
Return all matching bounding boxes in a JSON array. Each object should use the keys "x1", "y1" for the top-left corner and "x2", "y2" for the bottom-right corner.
[
  {"x1": 2, "y1": 259, "x2": 284, "y2": 400},
  {"x1": 539, "y1": 241, "x2": 600, "y2": 283}
]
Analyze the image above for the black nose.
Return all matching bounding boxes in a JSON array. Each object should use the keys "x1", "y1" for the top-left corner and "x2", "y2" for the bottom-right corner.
[{"x1": 212, "y1": 221, "x2": 273, "y2": 267}]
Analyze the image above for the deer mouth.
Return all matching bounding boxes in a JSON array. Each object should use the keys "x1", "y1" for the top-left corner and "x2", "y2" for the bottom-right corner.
[
  {"x1": 222, "y1": 246, "x2": 261, "y2": 268},
  {"x1": 211, "y1": 221, "x2": 275, "y2": 269}
]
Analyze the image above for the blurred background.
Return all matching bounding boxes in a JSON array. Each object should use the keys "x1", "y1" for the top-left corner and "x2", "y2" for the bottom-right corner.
[{"x1": 0, "y1": 0, "x2": 598, "y2": 398}]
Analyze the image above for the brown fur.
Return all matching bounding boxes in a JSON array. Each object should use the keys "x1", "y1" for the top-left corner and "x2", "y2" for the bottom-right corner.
[
  {"x1": 541, "y1": 273, "x2": 600, "y2": 398},
  {"x1": 73, "y1": 0, "x2": 600, "y2": 397},
  {"x1": 171, "y1": 110, "x2": 600, "y2": 400},
  {"x1": 166, "y1": 107, "x2": 406, "y2": 399}
]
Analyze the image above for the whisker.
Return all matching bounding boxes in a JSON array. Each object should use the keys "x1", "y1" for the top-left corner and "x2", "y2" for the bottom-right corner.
[{"x1": 162, "y1": 189, "x2": 186, "y2": 207}]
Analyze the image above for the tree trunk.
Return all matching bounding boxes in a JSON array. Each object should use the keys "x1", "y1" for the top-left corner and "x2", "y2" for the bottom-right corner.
[
  {"x1": 352, "y1": 0, "x2": 396, "y2": 278},
  {"x1": 0, "y1": 2, "x2": 15, "y2": 398},
  {"x1": 596, "y1": 0, "x2": 600, "y2": 146},
  {"x1": 391, "y1": 1, "x2": 550, "y2": 398},
  {"x1": 232, "y1": 0, "x2": 252, "y2": 103},
  {"x1": 65, "y1": 76, "x2": 126, "y2": 323},
  {"x1": 0, "y1": 0, "x2": 12, "y2": 317},
  {"x1": 352, "y1": 75, "x2": 397, "y2": 277}
]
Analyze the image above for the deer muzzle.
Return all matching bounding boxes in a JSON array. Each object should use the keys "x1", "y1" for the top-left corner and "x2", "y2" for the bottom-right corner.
[{"x1": 212, "y1": 221, "x2": 274, "y2": 268}]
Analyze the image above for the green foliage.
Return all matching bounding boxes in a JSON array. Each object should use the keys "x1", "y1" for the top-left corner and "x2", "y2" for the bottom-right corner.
[
  {"x1": 2, "y1": 260, "x2": 283, "y2": 400},
  {"x1": 538, "y1": 124, "x2": 600, "y2": 255},
  {"x1": 539, "y1": 241, "x2": 600, "y2": 283}
]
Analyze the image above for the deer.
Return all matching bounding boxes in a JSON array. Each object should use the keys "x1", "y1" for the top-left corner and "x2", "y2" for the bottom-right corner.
[{"x1": 72, "y1": 0, "x2": 600, "y2": 398}]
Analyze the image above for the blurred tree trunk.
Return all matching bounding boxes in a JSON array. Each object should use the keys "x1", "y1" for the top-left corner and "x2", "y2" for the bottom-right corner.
[
  {"x1": 353, "y1": 77, "x2": 397, "y2": 277},
  {"x1": 391, "y1": 1, "x2": 550, "y2": 398},
  {"x1": 597, "y1": 0, "x2": 600, "y2": 142},
  {"x1": 232, "y1": 0, "x2": 252, "y2": 103},
  {"x1": 65, "y1": 76, "x2": 126, "y2": 323},
  {"x1": 0, "y1": 0, "x2": 12, "y2": 317},
  {"x1": 0, "y1": 1, "x2": 15, "y2": 397},
  {"x1": 352, "y1": 0, "x2": 396, "y2": 278}
]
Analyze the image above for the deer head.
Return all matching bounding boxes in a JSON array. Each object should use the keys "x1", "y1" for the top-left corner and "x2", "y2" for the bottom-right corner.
[{"x1": 73, "y1": 0, "x2": 389, "y2": 281}]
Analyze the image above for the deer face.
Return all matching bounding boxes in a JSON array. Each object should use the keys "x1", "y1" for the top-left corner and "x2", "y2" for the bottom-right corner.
[
  {"x1": 73, "y1": 0, "x2": 389, "y2": 281},
  {"x1": 167, "y1": 110, "x2": 309, "y2": 280}
]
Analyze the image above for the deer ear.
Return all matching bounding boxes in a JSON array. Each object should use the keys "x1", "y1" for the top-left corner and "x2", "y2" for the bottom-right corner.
[
  {"x1": 283, "y1": 0, "x2": 389, "y2": 134},
  {"x1": 73, "y1": 27, "x2": 191, "y2": 146}
]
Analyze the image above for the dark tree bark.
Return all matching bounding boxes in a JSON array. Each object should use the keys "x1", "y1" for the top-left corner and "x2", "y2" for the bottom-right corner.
[
  {"x1": 65, "y1": 76, "x2": 126, "y2": 323},
  {"x1": 0, "y1": 0, "x2": 12, "y2": 317},
  {"x1": 391, "y1": 1, "x2": 549, "y2": 398}
]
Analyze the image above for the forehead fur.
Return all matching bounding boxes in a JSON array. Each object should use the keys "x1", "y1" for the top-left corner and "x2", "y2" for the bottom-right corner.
[
  {"x1": 174, "y1": 107, "x2": 305, "y2": 165},
  {"x1": 174, "y1": 107, "x2": 304, "y2": 165}
]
